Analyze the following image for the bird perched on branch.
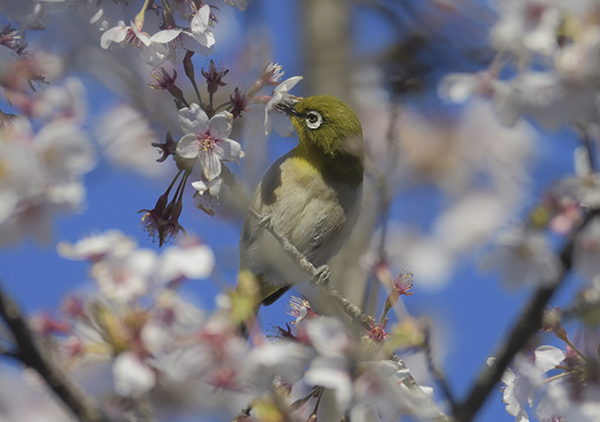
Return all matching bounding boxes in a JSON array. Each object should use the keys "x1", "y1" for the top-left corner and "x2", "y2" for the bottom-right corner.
[{"x1": 236, "y1": 95, "x2": 364, "y2": 334}]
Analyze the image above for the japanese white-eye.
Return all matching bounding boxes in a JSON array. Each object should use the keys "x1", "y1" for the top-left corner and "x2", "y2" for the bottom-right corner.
[{"x1": 236, "y1": 95, "x2": 364, "y2": 330}]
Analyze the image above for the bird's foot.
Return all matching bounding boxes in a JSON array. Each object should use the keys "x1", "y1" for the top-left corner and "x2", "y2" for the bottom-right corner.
[
  {"x1": 256, "y1": 214, "x2": 272, "y2": 232},
  {"x1": 310, "y1": 265, "x2": 331, "y2": 286}
]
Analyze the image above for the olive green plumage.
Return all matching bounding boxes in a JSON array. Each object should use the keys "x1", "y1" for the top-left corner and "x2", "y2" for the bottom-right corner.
[{"x1": 238, "y1": 95, "x2": 364, "y2": 310}]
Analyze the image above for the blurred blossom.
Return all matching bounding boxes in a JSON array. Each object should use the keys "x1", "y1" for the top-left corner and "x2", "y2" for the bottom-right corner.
[
  {"x1": 0, "y1": 77, "x2": 94, "y2": 246},
  {"x1": 92, "y1": 248, "x2": 157, "y2": 302},
  {"x1": 0, "y1": 51, "x2": 63, "y2": 93},
  {"x1": 95, "y1": 104, "x2": 165, "y2": 177},
  {"x1": 29, "y1": 77, "x2": 87, "y2": 122},
  {"x1": 140, "y1": 290, "x2": 204, "y2": 353},
  {"x1": 481, "y1": 226, "x2": 561, "y2": 289},
  {"x1": 383, "y1": 228, "x2": 455, "y2": 290},
  {"x1": 438, "y1": 71, "x2": 499, "y2": 103},
  {"x1": 555, "y1": 22, "x2": 600, "y2": 86},
  {"x1": 157, "y1": 237, "x2": 215, "y2": 283},
  {"x1": 303, "y1": 317, "x2": 354, "y2": 410},
  {"x1": 537, "y1": 380, "x2": 600, "y2": 422},
  {"x1": 57, "y1": 230, "x2": 137, "y2": 261},
  {"x1": 350, "y1": 361, "x2": 436, "y2": 422},
  {"x1": 100, "y1": 20, "x2": 168, "y2": 67},
  {"x1": 246, "y1": 340, "x2": 309, "y2": 394},
  {"x1": 150, "y1": 5, "x2": 215, "y2": 64},
  {"x1": 489, "y1": 0, "x2": 561, "y2": 57},
  {"x1": 493, "y1": 72, "x2": 600, "y2": 129},
  {"x1": 112, "y1": 351, "x2": 156, "y2": 397},
  {"x1": 491, "y1": 345, "x2": 564, "y2": 422}
]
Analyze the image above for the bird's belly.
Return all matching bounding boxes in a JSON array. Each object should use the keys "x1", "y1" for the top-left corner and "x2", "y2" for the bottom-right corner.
[{"x1": 241, "y1": 177, "x2": 362, "y2": 288}]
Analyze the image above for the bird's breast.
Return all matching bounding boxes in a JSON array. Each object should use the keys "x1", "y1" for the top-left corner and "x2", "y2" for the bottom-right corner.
[{"x1": 240, "y1": 152, "x2": 363, "y2": 288}]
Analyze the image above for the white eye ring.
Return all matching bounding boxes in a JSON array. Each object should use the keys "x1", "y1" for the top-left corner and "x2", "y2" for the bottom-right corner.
[{"x1": 305, "y1": 111, "x2": 322, "y2": 129}]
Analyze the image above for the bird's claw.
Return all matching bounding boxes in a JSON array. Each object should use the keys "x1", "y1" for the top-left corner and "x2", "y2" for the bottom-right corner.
[{"x1": 310, "y1": 265, "x2": 331, "y2": 286}]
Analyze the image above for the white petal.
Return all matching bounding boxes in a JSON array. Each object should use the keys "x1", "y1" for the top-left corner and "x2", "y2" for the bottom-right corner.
[
  {"x1": 273, "y1": 76, "x2": 303, "y2": 96},
  {"x1": 151, "y1": 28, "x2": 183, "y2": 43},
  {"x1": 214, "y1": 138, "x2": 242, "y2": 161},
  {"x1": 131, "y1": 23, "x2": 152, "y2": 46},
  {"x1": 200, "y1": 150, "x2": 221, "y2": 180},
  {"x1": 176, "y1": 134, "x2": 199, "y2": 158},
  {"x1": 534, "y1": 346, "x2": 565, "y2": 373},
  {"x1": 209, "y1": 111, "x2": 233, "y2": 140},
  {"x1": 271, "y1": 109, "x2": 296, "y2": 137},
  {"x1": 139, "y1": 44, "x2": 168, "y2": 67},
  {"x1": 100, "y1": 22, "x2": 127, "y2": 49},
  {"x1": 191, "y1": 180, "x2": 208, "y2": 194},
  {"x1": 180, "y1": 31, "x2": 213, "y2": 55},
  {"x1": 178, "y1": 103, "x2": 209, "y2": 134},
  {"x1": 191, "y1": 5, "x2": 210, "y2": 35},
  {"x1": 208, "y1": 177, "x2": 223, "y2": 197}
]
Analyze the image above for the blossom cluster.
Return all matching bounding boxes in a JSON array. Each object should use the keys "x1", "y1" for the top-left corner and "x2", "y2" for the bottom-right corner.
[
  {"x1": 440, "y1": 1, "x2": 600, "y2": 130},
  {"x1": 139, "y1": 59, "x2": 303, "y2": 246},
  {"x1": 0, "y1": 33, "x2": 94, "y2": 245},
  {"x1": 431, "y1": 1, "x2": 600, "y2": 420},
  {"x1": 492, "y1": 304, "x2": 600, "y2": 422},
  {"x1": 24, "y1": 230, "x2": 437, "y2": 421}
]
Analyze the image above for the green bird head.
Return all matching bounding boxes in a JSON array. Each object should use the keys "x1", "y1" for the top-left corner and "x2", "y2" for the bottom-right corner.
[{"x1": 278, "y1": 95, "x2": 364, "y2": 184}]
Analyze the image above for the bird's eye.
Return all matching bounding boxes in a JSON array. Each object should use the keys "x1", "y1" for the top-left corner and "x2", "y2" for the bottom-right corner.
[{"x1": 305, "y1": 111, "x2": 322, "y2": 129}]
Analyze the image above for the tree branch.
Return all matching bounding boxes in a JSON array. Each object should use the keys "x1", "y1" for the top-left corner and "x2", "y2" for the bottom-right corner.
[{"x1": 0, "y1": 280, "x2": 110, "y2": 422}]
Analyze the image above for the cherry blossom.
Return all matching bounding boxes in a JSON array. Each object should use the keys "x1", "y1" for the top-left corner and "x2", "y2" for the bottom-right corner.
[
  {"x1": 176, "y1": 104, "x2": 242, "y2": 181},
  {"x1": 151, "y1": 5, "x2": 215, "y2": 64},
  {"x1": 264, "y1": 76, "x2": 303, "y2": 136},
  {"x1": 491, "y1": 345, "x2": 565, "y2": 422},
  {"x1": 100, "y1": 21, "x2": 168, "y2": 67},
  {"x1": 192, "y1": 176, "x2": 223, "y2": 216}
]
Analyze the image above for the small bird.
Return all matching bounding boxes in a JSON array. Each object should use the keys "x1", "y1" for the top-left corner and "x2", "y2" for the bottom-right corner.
[{"x1": 237, "y1": 95, "x2": 364, "y2": 331}]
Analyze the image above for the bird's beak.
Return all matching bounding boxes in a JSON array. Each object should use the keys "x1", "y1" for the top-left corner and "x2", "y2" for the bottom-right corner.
[{"x1": 275, "y1": 101, "x2": 300, "y2": 117}]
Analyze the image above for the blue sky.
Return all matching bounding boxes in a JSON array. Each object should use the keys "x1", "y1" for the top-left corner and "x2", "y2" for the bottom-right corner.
[{"x1": 0, "y1": 1, "x2": 586, "y2": 421}]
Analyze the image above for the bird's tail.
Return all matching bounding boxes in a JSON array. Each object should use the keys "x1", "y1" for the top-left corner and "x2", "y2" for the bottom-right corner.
[
  {"x1": 232, "y1": 269, "x2": 291, "y2": 339},
  {"x1": 231, "y1": 269, "x2": 263, "y2": 339}
]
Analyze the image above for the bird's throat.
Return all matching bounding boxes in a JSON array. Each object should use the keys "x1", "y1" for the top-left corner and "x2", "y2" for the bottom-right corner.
[{"x1": 291, "y1": 143, "x2": 364, "y2": 186}]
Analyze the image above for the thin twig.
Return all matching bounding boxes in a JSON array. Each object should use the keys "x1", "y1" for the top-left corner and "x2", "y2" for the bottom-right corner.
[
  {"x1": 454, "y1": 209, "x2": 600, "y2": 422},
  {"x1": 0, "y1": 280, "x2": 110, "y2": 422}
]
